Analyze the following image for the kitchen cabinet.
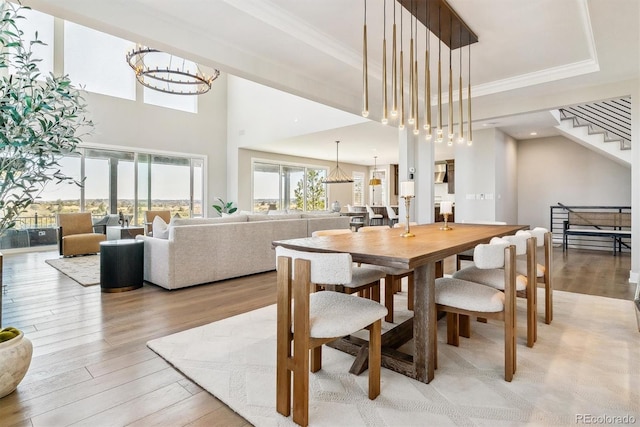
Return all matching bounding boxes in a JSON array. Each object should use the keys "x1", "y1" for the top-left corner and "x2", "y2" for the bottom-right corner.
[{"x1": 446, "y1": 160, "x2": 455, "y2": 194}]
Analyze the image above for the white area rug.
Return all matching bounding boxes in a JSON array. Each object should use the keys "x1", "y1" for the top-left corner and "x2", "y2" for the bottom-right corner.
[
  {"x1": 147, "y1": 290, "x2": 640, "y2": 426},
  {"x1": 45, "y1": 255, "x2": 100, "y2": 286}
]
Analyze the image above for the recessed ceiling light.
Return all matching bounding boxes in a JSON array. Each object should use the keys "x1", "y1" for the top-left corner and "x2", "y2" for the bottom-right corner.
[{"x1": 530, "y1": 132, "x2": 537, "y2": 136}]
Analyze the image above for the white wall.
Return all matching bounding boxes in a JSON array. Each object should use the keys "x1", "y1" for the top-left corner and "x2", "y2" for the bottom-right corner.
[
  {"x1": 517, "y1": 136, "x2": 631, "y2": 230},
  {"x1": 81, "y1": 74, "x2": 228, "y2": 218}
]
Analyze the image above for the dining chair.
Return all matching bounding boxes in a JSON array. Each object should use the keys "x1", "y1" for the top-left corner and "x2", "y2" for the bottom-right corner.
[
  {"x1": 455, "y1": 220, "x2": 507, "y2": 270},
  {"x1": 311, "y1": 229, "x2": 353, "y2": 237},
  {"x1": 453, "y1": 233, "x2": 537, "y2": 347},
  {"x1": 358, "y1": 225, "x2": 414, "y2": 323},
  {"x1": 365, "y1": 205, "x2": 384, "y2": 226},
  {"x1": 276, "y1": 247, "x2": 385, "y2": 302},
  {"x1": 275, "y1": 249, "x2": 387, "y2": 426},
  {"x1": 435, "y1": 241, "x2": 518, "y2": 381},
  {"x1": 393, "y1": 222, "x2": 418, "y2": 228},
  {"x1": 385, "y1": 205, "x2": 399, "y2": 227},
  {"x1": 517, "y1": 227, "x2": 553, "y2": 324}
]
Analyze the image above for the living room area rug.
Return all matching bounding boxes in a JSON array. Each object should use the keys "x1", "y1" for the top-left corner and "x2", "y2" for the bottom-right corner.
[
  {"x1": 147, "y1": 289, "x2": 640, "y2": 426},
  {"x1": 45, "y1": 254, "x2": 100, "y2": 286}
]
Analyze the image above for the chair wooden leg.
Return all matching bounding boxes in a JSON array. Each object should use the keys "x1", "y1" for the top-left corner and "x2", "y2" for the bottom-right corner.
[
  {"x1": 525, "y1": 283, "x2": 537, "y2": 348},
  {"x1": 384, "y1": 275, "x2": 395, "y2": 323},
  {"x1": 459, "y1": 314, "x2": 471, "y2": 338},
  {"x1": 446, "y1": 312, "x2": 460, "y2": 346},
  {"x1": 372, "y1": 282, "x2": 380, "y2": 303},
  {"x1": 544, "y1": 233, "x2": 553, "y2": 324},
  {"x1": 368, "y1": 320, "x2": 381, "y2": 399},
  {"x1": 545, "y1": 278, "x2": 553, "y2": 324},
  {"x1": 310, "y1": 346, "x2": 322, "y2": 373},
  {"x1": 276, "y1": 260, "x2": 292, "y2": 417}
]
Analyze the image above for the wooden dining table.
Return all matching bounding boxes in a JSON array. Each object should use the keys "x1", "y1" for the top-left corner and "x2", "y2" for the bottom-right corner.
[{"x1": 272, "y1": 222, "x2": 527, "y2": 383}]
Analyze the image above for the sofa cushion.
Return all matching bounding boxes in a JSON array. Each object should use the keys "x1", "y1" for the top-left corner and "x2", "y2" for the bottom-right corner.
[
  {"x1": 171, "y1": 215, "x2": 248, "y2": 226},
  {"x1": 247, "y1": 213, "x2": 302, "y2": 221},
  {"x1": 300, "y1": 212, "x2": 341, "y2": 218},
  {"x1": 153, "y1": 216, "x2": 170, "y2": 239}
]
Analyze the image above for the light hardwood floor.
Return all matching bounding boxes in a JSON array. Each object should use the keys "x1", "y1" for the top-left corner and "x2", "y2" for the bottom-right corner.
[{"x1": 0, "y1": 246, "x2": 634, "y2": 426}]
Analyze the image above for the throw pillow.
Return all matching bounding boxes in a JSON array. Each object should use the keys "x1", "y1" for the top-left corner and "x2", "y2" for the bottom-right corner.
[{"x1": 153, "y1": 215, "x2": 170, "y2": 239}]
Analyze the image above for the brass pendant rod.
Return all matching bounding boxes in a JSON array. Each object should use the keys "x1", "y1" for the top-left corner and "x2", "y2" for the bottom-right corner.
[
  {"x1": 467, "y1": 40, "x2": 473, "y2": 145},
  {"x1": 391, "y1": 3, "x2": 398, "y2": 117},
  {"x1": 458, "y1": 25, "x2": 464, "y2": 143},
  {"x1": 399, "y1": 8, "x2": 405, "y2": 130},
  {"x1": 424, "y1": 0, "x2": 431, "y2": 137},
  {"x1": 362, "y1": 0, "x2": 369, "y2": 118},
  {"x1": 448, "y1": 15, "x2": 453, "y2": 145},
  {"x1": 413, "y1": 12, "x2": 420, "y2": 135},
  {"x1": 382, "y1": 0, "x2": 388, "y2": 125}
]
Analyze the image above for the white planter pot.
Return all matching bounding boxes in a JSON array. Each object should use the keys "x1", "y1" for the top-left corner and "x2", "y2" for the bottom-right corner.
[{"x1": 0, "y1": 331, "x2": 33, "y2": 398}]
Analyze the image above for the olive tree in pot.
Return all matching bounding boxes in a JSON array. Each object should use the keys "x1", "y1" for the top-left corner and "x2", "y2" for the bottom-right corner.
[{"x1": 0, "y1": 2, "x2": 93, "y2": 396}]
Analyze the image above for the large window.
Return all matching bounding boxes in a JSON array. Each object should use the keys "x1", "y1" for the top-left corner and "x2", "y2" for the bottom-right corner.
[
  {"x1": 252, "y1": 161, "x2": 327, "y2": 212},
  {"x1": 16, "y1": 147, "x2": 205, "y2": 235},
  {"x1": 352, "y1": 172, "x2": 365, "y2": 206},
  {"x1": 64, "y1": 21, "x2": 136, "y2": 100}
]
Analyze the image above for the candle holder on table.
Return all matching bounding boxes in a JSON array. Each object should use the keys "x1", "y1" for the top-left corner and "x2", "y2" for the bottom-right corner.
[
  {"x1": 439, "y1": 201, "x2": 453, "y2": 231},
  {"x1": 399, "y1": 181, "x2": 415, "y2": 238}
]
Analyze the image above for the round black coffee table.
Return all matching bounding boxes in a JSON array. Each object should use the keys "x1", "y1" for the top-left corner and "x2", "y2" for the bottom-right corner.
[{"x1": 100, "y1": 239, "x2": 144, "y2": 292}]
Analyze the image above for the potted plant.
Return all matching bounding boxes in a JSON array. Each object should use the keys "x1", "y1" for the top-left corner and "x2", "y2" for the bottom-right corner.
[
  {"x1": 0, "y1": 2, "x2": 93, "y2": 328},
  {"x1": 0, "y1": 326, "x2": 32, "y2": 398},
  {"x1": 212, "y1": 197, "x2": 237, "y2": 216}
]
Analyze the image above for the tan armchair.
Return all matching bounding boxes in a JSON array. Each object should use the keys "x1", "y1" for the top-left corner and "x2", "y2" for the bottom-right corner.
[
  {"x1": 57, "y1": 213, "x2": 106, "y2": 257},
  {"x1": 144, "y1": 210, "x2": 171, "y2": 236}
]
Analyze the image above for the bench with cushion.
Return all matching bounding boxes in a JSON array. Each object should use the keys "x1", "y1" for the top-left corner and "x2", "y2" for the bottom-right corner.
[{"x1": 563, "y1": 211, "x2": 631, "y2": 255}]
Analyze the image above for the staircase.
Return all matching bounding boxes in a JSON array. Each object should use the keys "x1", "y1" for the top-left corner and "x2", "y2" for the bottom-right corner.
[{"x1": 552, "y1": 97, "x2": 631, "y2": 166}]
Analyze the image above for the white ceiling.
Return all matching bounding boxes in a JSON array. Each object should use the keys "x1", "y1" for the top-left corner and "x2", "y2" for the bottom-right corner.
[{"x1": 25, "y1": 0, "x2": 640, "y2": 166}]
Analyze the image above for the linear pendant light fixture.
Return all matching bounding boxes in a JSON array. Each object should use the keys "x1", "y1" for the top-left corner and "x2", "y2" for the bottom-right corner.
[
  {"x1": 362, "y1": 0, "x2": 369, "y2": 118},
  {"x1": 382, "y1": 0, "x2": 388, "y2": 125},
  {"x1": 447, "y1": 15, "x2": 454, "y2": 146},
  {"x1": 391, "y1": 2, "x2": 398, "y2": 117},
  {"x1": 323, "y1": 141, "x2": 354, "y2": 184},
  {"x1": 424, "y1": 0, "x2": 432, "y2": 139},
  {"x1": 399, "y1": 6, "x2": 405, "y2": 130},
  {"x1": 360, "y1": 0, "x2": 477, "y2": 143},
  {"x1": 458, "y1": 25, "x2": 464, "y2": 143}
]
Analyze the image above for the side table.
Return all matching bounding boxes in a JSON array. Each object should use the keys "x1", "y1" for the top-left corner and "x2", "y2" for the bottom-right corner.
[
  {"x1": 100, "y1": 239, "x2": 144, "y2": 293},
  {"x1": 106, "y1": 226, "x2": 145, "y2": 241}
]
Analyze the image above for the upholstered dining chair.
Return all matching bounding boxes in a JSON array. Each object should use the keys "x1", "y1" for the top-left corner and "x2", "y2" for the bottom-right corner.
[
  {"x1": 455, "y1": 220, "x2": 507, "y2": 270},
  {"x1": 275, "y1": 248, "x2": 387, "y2": 426},
  {"x1": 365, "y1": 205, "x2": 384, "y2": 226},
  {"x1": 393, "y1": 222, "x2": 418, "y2": 228},
  {"x1": 517, "y1": 227, "x2": 553, "y2": 324},
  {"x1": 144, "y1": 210, "x2": 171, "y2": 236},
  {"x1": 453, "y1": 233, "x2": 537, "y2": 347},
  {"x1": 311, "y1": 229, "x2": 352, "y2": 237},
  {"x1": 276, "y1": 246, "x2": 385, "y2": 302},
  {"x1": 385, "y1": 205, "x2": 399, "y2": 227},
  {"x1": 435, "y1": 241, "x2": 518, "y2": 381},
  {"x1": 358, "y1": 225, "x2": 414, "y2": 323},
  {"x1": 57, "y1": 213, "x2": 107, "y2": 257}
]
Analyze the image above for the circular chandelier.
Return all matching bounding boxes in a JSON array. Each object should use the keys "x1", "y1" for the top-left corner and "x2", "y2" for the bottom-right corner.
[{"x1": 126, "y1": 46, "x2": 220, "y2": 95}]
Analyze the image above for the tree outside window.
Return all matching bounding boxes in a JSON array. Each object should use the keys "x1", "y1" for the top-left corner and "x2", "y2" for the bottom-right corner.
[{"x1": 294, "y1": 169, "x2": 326, "y2": 211}]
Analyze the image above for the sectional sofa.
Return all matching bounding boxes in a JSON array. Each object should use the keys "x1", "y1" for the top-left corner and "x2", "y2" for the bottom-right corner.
[{"x1": 135, "y1": 212, "x2": 350, "y2": 289}]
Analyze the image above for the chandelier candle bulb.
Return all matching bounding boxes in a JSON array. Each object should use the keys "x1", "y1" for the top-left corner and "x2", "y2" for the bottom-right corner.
[{"x1": 400, "y1": 181, "x2": 415, "y2": 197}]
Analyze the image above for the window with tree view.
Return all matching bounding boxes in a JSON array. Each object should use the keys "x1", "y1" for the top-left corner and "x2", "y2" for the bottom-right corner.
[{"x1": 252, "y1": 161, "x2": 327, "y2": 212}]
